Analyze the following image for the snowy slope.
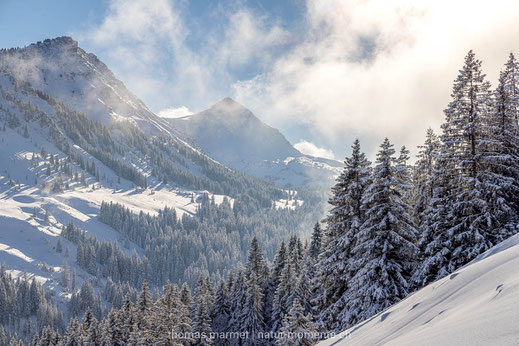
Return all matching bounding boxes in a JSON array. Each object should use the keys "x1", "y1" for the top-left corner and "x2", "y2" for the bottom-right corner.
[
  {"x1": 169, "y1": 98, "x2": 341, "y2": 188},
  {"x1": 320, "y1": 234, "x2": 519, "y2": 346},
  {"x1": 0, "y1": 123, "x2": 229, "y2": 305}
]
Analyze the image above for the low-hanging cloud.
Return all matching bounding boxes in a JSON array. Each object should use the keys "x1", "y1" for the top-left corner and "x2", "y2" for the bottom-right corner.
[
  {"x1": 233, "y1": 0, "x2": 519, "y2": 158},
  {"x1": 158, "y1": 106, "x2": 193, "y2": 119},
  {"x1": 294, "y1": 140, "x2": 336, "y2": 160}
]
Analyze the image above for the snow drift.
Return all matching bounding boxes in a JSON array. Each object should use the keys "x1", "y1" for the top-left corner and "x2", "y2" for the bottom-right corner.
[{"x1": 320, "y1": 233, "x2": 519, "y2": 345}]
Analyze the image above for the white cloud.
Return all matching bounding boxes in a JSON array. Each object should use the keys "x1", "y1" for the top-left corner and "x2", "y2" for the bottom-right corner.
[
  {"x1": 78, "y1": 0, "x2": 289, "y2": 114},
  {"x1": 216, "y1": 9, "x2": 291, "y2": 68},
  {"x1": 158, "y1": 106, "x2": 193, "y2": 118},
  {"x1": 294, "y1": 140, "x2": 335, "y2": 160},
  {"x1": 233, "y1": 0, "x2": 519, "y2": 158}
]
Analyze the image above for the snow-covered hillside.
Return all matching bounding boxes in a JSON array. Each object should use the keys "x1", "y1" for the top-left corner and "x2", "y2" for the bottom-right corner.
[
  {"x1": 320, "y1": 234, "x2": 519, "y2": 346},
  {"x1": 169, "y1": 98, "x2": 341, "y2": 188},
  {"x1": 0, "y1": 122, "x2": 229, "y2": 307},
  {"x1": 0, "y1": 36, "x2": 323, "y2": 323}
]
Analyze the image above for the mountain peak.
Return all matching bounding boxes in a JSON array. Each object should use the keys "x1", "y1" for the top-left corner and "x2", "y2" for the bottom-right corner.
[
  {"x1": 0, "y1": 36, "x2": 169, "y2": 134},
  {"x1": 219, "y1": 97, "x2": 237, "y2": 104},
  {"x1": 169, "y1": 98, "x2": 302, "y2": 165},
  {"x1": 167, "y1": 100, "x2": 341, "y2": 187},
  {"x1": 28, "y1": 36, "x2": 78, "y2": 50},
  {"x1": 209, "y1": 97, "x2": 250, "y2": 117}
]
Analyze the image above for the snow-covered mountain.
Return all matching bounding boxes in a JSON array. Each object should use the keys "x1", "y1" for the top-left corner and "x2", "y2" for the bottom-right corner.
[
  {"x1": 0, "y1": 37, "x2": 323, "y2": 329},
  {"x1": 0, "y1": 36, "x2": 288, "y2": 199},
  {"x1": 168, "y1": 98, "x2": 341, "y2": 188},
  {"x1": 320, "y1": 234, "x2": 519, "y2": 346},
  {"x1": 0, "y1": 36, "x2": 171, "y2": 135}
]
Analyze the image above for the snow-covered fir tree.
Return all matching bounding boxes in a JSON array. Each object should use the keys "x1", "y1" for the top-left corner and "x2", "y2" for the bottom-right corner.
[
  {"x1": 263, "y1": 241, "x2": 286, "y2": 331},
  {"x1": 154, "y1": 282, "x2": 192, "y2": 345},
  {"x1": 443, "y1": 50, "x2": 497, "y2": 266},
  {"x1": 412, "y1": 128, "x2": 440, "y2": 229},
  {"x1": 211, "y1": 280, "x2": 230, "y2": 334},
  {"x1": 341, "y1": 138, "x2": 417, "y2": 330},
  {"x1": 192, "y1": 277, "x2": 214, "y2": 345},
  {"x1": 412, "y1": 130, "x2": 458, "y2": 287},
  {"x1": 395, "y1": 145, "x2": 413, "y2": 209},
  {"x1": 486, "y1": 52, "x2": 519, "y2": 240},
  {"x1": 277, "y1": 298, "x2": 316, "y2": 346},
  {"x1": 415, "y1": 50, "x2": 519, "y2": 286},
  {"x1": 272, "y1": 244, "x2": 297, "y2": 333},
  {"x1": 308, "y1": 222, "x2": 322, "y2": 261},
  {"x1": 240, "y1": 237, "x2": 268, "y2": 343},
  {"x1": 241, "y1": 271, "x2": 265, "y2": 344},
  {"x1": 227, "y1": 269, "x2": 245, "y2": 336},
  {"x1": 60, "y1": 260, "x2": 69, "y2": 289},
  {"x1": 316, "y1": 139, "x2": 371, "y2": 331}
]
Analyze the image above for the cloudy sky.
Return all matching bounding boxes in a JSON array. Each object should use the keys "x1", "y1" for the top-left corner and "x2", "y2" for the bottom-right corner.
[{"x1": 2, "y1": 0, "x2": 519, "y2": 160}]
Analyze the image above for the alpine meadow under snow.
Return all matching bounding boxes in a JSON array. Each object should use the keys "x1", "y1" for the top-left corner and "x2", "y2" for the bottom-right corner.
[{"x1": 1, "y1": 34, "x2": 519, "y2": 345}]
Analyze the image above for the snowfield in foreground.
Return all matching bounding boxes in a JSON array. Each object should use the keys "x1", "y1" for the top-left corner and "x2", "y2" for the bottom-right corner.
[{"x1": 320, "y1": 233, "x2": 519, "y2": 346}]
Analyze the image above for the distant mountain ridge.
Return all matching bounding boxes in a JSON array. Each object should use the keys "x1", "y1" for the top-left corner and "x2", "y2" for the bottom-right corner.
[{"x1": 169, "y1": 98, "x2": 341, "y2": 187}]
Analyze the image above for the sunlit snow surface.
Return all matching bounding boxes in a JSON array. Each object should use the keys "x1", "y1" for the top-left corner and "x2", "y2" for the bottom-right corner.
[
  {"x1": 0, "y1": 124, "x2": 231, "y2": 303},
  {"x1": 320, "y1": 234, "x2": 519, "y2": 345}
]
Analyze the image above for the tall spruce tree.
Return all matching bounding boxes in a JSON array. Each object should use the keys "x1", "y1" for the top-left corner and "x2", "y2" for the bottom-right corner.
[
  {"x1": 119, "y1": 294, "x2": 136, "y2": 344},
  {"x1": 245, "y1": 237, "x2": 269, "y2": 289},
  {"x1": 155, "y1": 282, "x2": 192, "y2": 345},
  {"x1": 240, "y1": 238, "x2": 267, "y2": 342},
  {"x1": 192, "y1": 277, "x2": 213, "y2": 345},
  {"x1": 228, "y1": 269, "x2": 246, "y2": 335},
  {"x1": 342, "y1": 138, "x2": 417, "y2": 330},
  {"x1": 63, "y1": 318, "x2": 82, "y2": 345},
  {"x1": 264, "y1": 241, "x2": 286, "y2": 331},
  {"x1": 486, "y1": 52, "x2": 519, "y2": 240},
  {"x1": 446, "y1": 50, "x2": 497, "y2": 266},
  {"x1": 241, "y1": 272, "x2": 265, "y2": 344},
  {"x1": 180, "y1": 282, "x2": 193, "y2": 312},
  {"x1": 277, "y1": 298, "x2": 317, "y2": 346},
  {"x1": 396, "y1": 146, "x2": 413, "y2": 209},
  {"x1": 316, "y1": 139, "x2": 371, "y2": 331},
  {"x1": 413, "y1": 130, "x2": 458, "y2": 286},
  {"x1": 292, "y1": 258, "x2": 314, "y2": 318},
  {"x1": 135, "y1": 280, "x2": 152, "y2": 340},
  {"x1": 415, "y1": 50, "x2": 512, "y2": 287},
  {"x1": 272, "y1": 245, "x2": 297, "y2": 333},
  {"x1": 412, "y1": 128, "x2": 440, "y2": 230},
  {"x1": 61, "y1": 260, "x2": 70, "y2": 289},
  {"x1": 308, "y1": 222, "x2": 322, "y2": 260},
  {"x1": 211, "y1": 280, "x2": 230, "y2": 334}
]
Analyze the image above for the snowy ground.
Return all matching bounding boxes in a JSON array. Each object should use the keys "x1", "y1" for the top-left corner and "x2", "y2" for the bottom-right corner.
[
  {"x1": 0, "y1": 124, "x2": 233, "y2": 304},
  {"x1": 320, "y1": 234, "x2": 519, "y2": 346}
]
